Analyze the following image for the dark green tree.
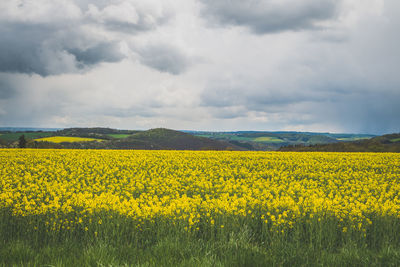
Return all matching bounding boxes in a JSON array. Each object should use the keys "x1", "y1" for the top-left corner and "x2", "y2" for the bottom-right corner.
[{"x1": 18, "y1": 135, "x2": 27, "y2": 148}]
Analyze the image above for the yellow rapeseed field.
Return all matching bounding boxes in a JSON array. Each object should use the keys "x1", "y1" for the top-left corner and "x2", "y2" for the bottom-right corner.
[
  {"x1": 0, "y1": 149, "x2": 399, "y2": 234},
  {"x1": 34, "y1": 136, "x2": 104, "y2": 143}
]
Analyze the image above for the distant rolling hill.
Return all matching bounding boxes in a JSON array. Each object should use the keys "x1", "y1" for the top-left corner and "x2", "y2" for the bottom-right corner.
[
  {"x1": 122, "y1": 128, "x2": 244, "y2": 150},
  {"x1": 8, "y1": 128, "x2": 244, "y2": 151},
  {"x1": 3, "y1": 127, "x2": 393, "y2": 152},
  {"x1": 279, "y1": 133, "x2": 400, "y2": 152},
  {"x1": 189, "y1": 131, "x2": 375, "y2": 151}
]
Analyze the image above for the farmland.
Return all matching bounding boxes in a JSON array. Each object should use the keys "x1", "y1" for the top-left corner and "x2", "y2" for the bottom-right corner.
[
  {"x1": 34, "y1": 136, "x2": 104, "y2": 143},
  {"x1": 253, "y1": 136, "x2": 285, "y2": 143},
  {"x1": 1, "y1": 149, "x2": 400, "y2": 266},
  {"x1": 2, "y1": 128, "x2": 394, "y2": 151},
  {"x1": 107, "y1": 134, "x2": 132, "y2": 139},
  {"x1": 191, "y1": 131, "x2": 376, "y2": 151}
]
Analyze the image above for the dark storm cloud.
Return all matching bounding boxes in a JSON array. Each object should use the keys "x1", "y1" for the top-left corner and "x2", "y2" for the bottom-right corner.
[
  {"x1": 137, "y1": 45, "x2": 191, "y2": 75},
  {"x1": 314, "y1": 90, "x2": 400, "y2": 134},
  {"x1": 199, "y1": 0, "x2": 340, "y2": 33},
  {"x1": 200, "y1": 75, "x2": 400, "y2": 134},
  {"x1": 67, "y1": 42, "x2": 124, "y2": 67},
  {"x1": 0, "y1": 23, "x2": 125, "y2": 76},
  {"x1": 0, "y1": 0, "x2": 174, "y2": 76},
  {"x1": 197, "y1": 51, "x2": 400, "y2": 133},
  {"x1": 0, "y1": 24, "x2": 53, "y2": 76}
]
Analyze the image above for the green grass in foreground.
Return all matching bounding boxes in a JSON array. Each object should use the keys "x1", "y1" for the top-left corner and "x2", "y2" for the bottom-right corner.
[
  {"x1": 1, "y1": 211, "x2": 400, "y2": 266},
  {"x1": 3, "y1": 234, "x2": 400, "y2": 267}
]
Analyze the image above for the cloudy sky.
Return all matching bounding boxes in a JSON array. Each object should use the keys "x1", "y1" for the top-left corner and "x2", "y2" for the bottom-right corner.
[{"x1": 0, "y1": 0, "x2": 399, "y2": 134}]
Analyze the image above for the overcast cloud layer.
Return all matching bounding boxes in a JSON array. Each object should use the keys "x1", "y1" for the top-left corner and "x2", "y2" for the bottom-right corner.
[{"x1": 0, "y1": 0, "x2": 399, "y2": 134}]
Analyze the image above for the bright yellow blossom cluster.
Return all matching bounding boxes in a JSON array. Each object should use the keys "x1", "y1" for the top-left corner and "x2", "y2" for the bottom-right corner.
[
  {"x1": 0, "y1": 149, "x2": 399, "y2": 233},
  {"x1": 34, "y1": 136, "x2": 104, "y2": 143}
]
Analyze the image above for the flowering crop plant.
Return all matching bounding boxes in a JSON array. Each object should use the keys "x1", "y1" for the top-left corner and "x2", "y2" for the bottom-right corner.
[{"x1": 1, "y1": 148, "x2": 400, "y2": 264}]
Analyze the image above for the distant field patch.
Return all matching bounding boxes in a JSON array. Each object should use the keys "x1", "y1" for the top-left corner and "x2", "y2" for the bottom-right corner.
[
  {"x1": 253, "y1": 136, "x2": 284, "y2": 143},
  {"x1": 35, "y1": 136, "x2": 104, "y2": 143},
  {"x1": 391, "y1": 138, "x2": 400, "y2": 142},
  {"x1": 107, "y1": 134, "x2": 131, "y2": 139},
  {"x1": 337, "y1": 137, "x2": 372, "y2": 141},
  {"x1": 196, "y1": 134, "x2": 285, "y2": 143}
]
